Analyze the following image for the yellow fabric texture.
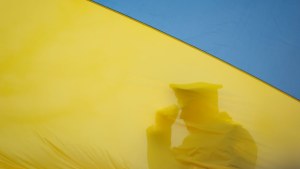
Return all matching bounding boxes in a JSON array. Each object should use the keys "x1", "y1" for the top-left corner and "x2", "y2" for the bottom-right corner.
[
  {"x1": 1, "y1": 0, "x2": 300, "y2": 169},
  {"x1": 147, "y1": 83, "x2": 257, "y2": 169}
]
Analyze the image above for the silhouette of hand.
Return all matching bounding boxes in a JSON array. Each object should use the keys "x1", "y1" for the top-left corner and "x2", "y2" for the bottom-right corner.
[{"x1": 155, "y1": 105, "x2": 179, "y2": 129}]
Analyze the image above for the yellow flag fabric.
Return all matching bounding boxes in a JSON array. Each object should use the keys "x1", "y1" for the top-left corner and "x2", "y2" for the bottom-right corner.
[{"x1": 1, "y1": 0, "x2": 300, "y2": 169}]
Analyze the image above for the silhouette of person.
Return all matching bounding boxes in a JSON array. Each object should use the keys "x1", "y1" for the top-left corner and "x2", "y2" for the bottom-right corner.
[{"x1": 147, "y1": 82, "x2": 257, "y2": 169}]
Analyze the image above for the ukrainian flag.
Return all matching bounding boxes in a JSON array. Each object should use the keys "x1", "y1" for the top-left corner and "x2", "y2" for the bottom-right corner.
[{"x1": 0, "y1": 1, "x2": 299, "y2": 169}]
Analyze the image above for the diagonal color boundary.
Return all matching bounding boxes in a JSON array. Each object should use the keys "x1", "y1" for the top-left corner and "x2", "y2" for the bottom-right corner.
[{"x1": 89, "y1": 0, "x2": 299, "y2": 102}]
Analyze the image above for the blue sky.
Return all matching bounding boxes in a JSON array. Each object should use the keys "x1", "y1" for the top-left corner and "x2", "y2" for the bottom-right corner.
[{"x1": 93, "y1": 0, "x2": 300, "y2": 100}]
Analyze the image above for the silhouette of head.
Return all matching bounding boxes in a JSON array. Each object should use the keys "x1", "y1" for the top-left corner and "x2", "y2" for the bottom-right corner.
[{"x1": 170, "y1": 82, "x2": 222, "y2": 123}]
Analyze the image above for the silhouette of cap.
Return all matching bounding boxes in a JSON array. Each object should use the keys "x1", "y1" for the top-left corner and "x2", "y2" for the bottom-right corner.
[{"x1": 169, "y1": 82, "x2": 222, "y2": 93}]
